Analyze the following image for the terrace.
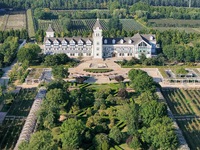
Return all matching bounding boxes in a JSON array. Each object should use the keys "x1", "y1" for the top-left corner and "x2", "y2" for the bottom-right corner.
[{"x1": 162, "y1": 68, "x2": 200, "y2": 85}]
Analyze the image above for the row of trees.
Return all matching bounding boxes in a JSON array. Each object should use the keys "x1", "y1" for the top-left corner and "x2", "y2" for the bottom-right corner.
[
  {"x1": 0, "y1": 36, "x2": 19, "y2": 67},
  {"x1": 130, "y1": 2, "x2": 200, "y2": 20},
  {"x1": 1, "y1": 0, "x2": 200, "y2": 10},
  {"x1": 0, "y1": 29, "x2": 28, "y2": 43}
]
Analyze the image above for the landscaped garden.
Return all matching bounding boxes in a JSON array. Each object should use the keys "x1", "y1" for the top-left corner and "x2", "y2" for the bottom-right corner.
[{"x1": 17, "y1": 70, "x2": 177, "y2": 150}]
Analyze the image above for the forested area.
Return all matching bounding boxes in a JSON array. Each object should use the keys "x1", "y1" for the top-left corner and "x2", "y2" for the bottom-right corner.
[
  {"x1": 0, "y1": 0, "x2": 200, "y2": 10},
  {"x1": 18, "y1": 69, "x2": 177, "y2": 150},
  {"x1": 0, "y1": 36, "x2": 19, "y2": 67}
]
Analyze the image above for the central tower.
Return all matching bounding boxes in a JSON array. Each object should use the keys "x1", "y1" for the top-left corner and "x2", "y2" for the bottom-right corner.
[{"x1": 93, "y1": 19, "x2": 103, "y2": 59}]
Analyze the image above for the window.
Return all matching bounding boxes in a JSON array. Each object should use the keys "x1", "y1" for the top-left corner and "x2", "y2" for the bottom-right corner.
[
  {"x1": 104, "y1": 39, "x2": 107, "y2": 44},
  {"x1": 97, "y1": 48, "x2": 99, "y2": 51},
  {"x1": 112, "y1": 39, "x2": 115, "y2": 44},
  {"x1": 96, "y1": 53, "x2": 99, "y2": 56},
  {"x1": 138, "y1": 42, "x2": 147, "y2": 47},
  {"x1": 97, "y1": 42, "x2": 99, "y2": 45}
]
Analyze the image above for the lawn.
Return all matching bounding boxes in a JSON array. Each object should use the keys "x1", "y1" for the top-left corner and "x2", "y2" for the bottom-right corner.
[{"x1": 27, "y1": 9, "x2": 35, "y2": 37}]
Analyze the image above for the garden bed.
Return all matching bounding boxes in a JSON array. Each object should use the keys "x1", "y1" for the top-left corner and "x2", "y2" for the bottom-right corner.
[{"x1": 83, "y1": 68, "x2": 113, "y2": 73}]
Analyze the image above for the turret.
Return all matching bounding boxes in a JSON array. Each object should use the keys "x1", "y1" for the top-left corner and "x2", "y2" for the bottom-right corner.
[
  {"x1": 46, "y1": 24, "x2": 54, "y2": 38},
  {"x1": 93, "y1": 19, "x2": 103, "y2": 59}
]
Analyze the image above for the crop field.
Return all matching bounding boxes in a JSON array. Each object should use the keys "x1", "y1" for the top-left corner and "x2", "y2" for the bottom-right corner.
[
  {"x1": 152, "y1": 27, "x2": 200, "y2": 33},
  {"x1": 37, "y1": 19, "x2": 143, "y2": 32},
  {"x1": 0, "y1": 119, "x2": 25, "y2": 150},
  {"x1": 0, "y1": 11, "x2": 26, "y2": 31},
  {"x1": 148, "y1": 19, "x2": 200, "y2": 27},
  {"x1": 120, "y1": 19, "x2": 144, "y2": 31},
  {"x1": 177, "y1": 119, "x2": 200, "y2": 150},
  {"x1": 162, "y1": 88, "x2": 200, "y2": 116}
]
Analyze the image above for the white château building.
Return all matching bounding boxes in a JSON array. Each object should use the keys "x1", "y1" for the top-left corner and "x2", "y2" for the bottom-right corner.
[{"x1": 43, "y1": 19, "x2": 157, "y2": 59}]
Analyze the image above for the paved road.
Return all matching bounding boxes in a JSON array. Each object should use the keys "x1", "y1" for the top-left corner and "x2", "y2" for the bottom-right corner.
[{"x1": 0, "y1": 40, "x2": 26, "y2": 86}]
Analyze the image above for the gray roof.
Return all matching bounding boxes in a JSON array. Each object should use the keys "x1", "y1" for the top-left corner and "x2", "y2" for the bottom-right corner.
[
  {"x1": 46, "y1": 24, "x2": 54, "y2": 32},
  {"x1": 93, "y1": 18, "x2": 102, "y2": 30},
  {"x1": 103, "y1": 33, "x2": 156, "y2": 45},
  {"x1": 44, "y1": 37, "x2": 93, "y2": 44}
]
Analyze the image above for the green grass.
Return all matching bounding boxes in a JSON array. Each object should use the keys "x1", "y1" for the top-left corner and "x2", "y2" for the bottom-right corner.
[
  {"x1": 148, "y1": 19, "x2": 200, "y2": 28},
  {"x1": 87, "y1": 83, "x2": 120, "y2": 90},
  {"x1": 27, "y1": 9, "x2": 35, "y2": 37},
  {"x1": 83, "y1": 68, "x2": 113, "y2": 73}
]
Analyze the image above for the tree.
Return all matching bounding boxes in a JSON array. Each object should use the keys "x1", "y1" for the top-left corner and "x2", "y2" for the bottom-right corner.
[
  {"x1": 140, "y1": 100, "x2": 167, "y2": 126},
  {"x1": 115, "y1": 75, "x2": 124, "y2": 82},
  {"x1": 109, "y1": 126, "x2": 123, "y2": 144},
  {"x1": 117, "y1": 88, "x2": 128, "y2": 98},
  {"x1": 18, "y1": 131, "x2": 57, "y2": 150},
  {"x1": 17, "y1": 43, "x2": 41, "y2": 64},
  {"x1": 60, "y1": 118, "x2": 85, "y2": 149},
  {"x1": 118, "y1": 102, "x2": 139, "y2": 135},
  {"x1": 128, "y1": 69, "x2": 156, "y2": 93},
  {"x1": 75, "y1": 76, "x2": 86, "y2": 84},
  {"x1": 52, "y1": 65, "x2": 68, "y2": 79},
  {"x1": 93, "y1": 133, "x2": 110, "y2": 150},
  {"x1": 141, "y1": 117, "x2": 178, "y2": 149}
]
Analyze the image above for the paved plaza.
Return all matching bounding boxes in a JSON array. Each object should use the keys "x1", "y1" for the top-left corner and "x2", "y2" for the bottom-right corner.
[{"x1": 68, "y1": 58, "x2": 200, "y2": 88}]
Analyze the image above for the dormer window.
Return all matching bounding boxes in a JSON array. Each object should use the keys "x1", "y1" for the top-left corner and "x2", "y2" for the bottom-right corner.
[
  {"x1": 104, "y1": 39, "x2": 107, "y2": 44},
  {"x1": 70, "y1": 39, "x2": 75, "y2": 46},
  {"x1": 129, "y1": 39, "x2": 132, "y2": 44},
  {"x1": 78, "y1": 39, "x2": 83, "y2": 46},
  {"x1": 150, "y1": 36, "x2": 154, "y2": 40},
  {"x1": 112, "y1": 39, "x2": 115, "y2": 44},
  {"x1": 62, "y1": 39, "x2": 67, "y2": 46},
  {"x1": 120, "y1": 39, "x2": 124, "y2": 44},
  {"x1": 86, "y1": 40, "x2": 92, "y2": 46},
  {"x1": 53, "y1": 40, "x2": 59, "y2": 46}
]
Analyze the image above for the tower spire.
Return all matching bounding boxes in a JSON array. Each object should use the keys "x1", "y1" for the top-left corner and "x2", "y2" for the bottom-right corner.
[{"x1": 93, "y1": 18, "x2": 102, "y2": 30}]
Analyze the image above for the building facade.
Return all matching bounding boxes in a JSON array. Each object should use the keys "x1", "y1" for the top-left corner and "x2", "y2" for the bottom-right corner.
[{"x1": 43, "y1": 19, "x2": 157, "y2": 59}]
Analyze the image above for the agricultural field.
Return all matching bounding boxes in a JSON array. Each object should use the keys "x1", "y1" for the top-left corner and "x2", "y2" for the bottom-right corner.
[
  {"x1": 0, "y1": 11, "x2": 26, "y2": 31},
  {"x1": 177, "y1": 119, "x2": 200, "y2": 150},
  {"x1": 37, "y1": 19, "x2": 144, "y2": 32},
  {"x1": 162, "y1": 88, "x2": 200, "y2": 149},
  {"x1": 152, "y1": 27, "x2": 200, "y2": 33},
  {"x1": 0, "y1": 119, "x2": 25, "y2": 150},
  {"x1": 148, "y1": 19, "x2": 200, "y2": 27}
]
